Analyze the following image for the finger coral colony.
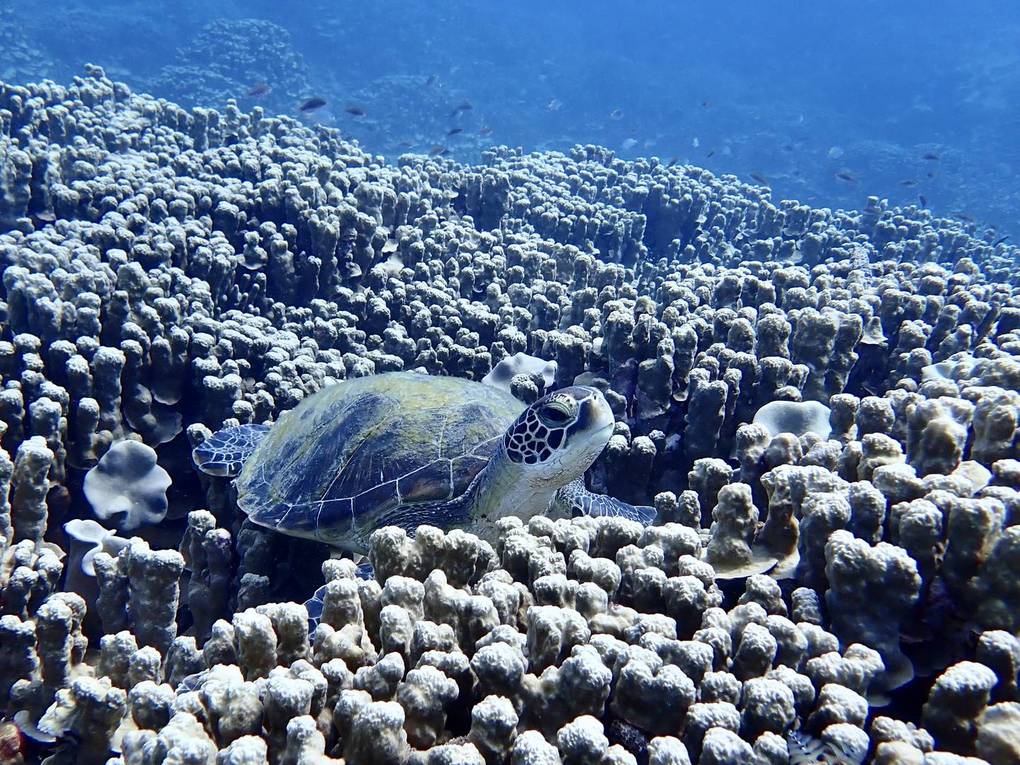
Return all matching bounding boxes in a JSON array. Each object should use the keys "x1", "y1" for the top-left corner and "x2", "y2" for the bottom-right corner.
[{"x1": 1, "y1": 66, "x2": 1019, "y2": 765}]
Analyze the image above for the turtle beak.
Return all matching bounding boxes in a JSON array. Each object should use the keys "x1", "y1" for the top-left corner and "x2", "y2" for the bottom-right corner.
[
  {"x1": 594, "y1": 389, "x2": 615, "y2": 428},
  {"x1": 579, "y1": 389, "x2": 616, "y2": 448}
]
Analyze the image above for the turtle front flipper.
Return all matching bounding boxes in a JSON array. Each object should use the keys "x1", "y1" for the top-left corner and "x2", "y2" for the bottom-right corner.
[
  {"x1": 192, "y1": 423, "x2": 271, "y2": 477},
  {"x1": 550, "y1": 477, "x2": 657, "y2": 525}
]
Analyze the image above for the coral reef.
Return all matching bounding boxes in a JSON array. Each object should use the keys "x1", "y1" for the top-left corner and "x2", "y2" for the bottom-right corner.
[
  {"x1": 0, "y1": 8, "x2": 53, "y2": 86},
  {"x1": 145, "y1": 19, "x2": 312, "y2": 117},
  {"x1": 1, "y1": 66, "x2": 1020, "y2": 763}
]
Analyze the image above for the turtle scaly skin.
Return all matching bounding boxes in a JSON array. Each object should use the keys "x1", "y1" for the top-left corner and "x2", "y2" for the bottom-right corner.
[{"x1": 192, "y1": 423, "x2": 270, "y2": 477}]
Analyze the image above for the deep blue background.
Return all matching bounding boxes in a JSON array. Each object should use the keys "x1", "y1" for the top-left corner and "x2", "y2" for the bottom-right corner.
[{"x1": 4, "y1": 0, "x2": 1018, "y2": 237}]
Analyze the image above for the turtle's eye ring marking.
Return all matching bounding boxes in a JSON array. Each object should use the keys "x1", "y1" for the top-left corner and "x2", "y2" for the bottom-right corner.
[
  {"x1": 504, "y1": 400, "x2": 572, "y2": 464},
  {"x1": 537, "y1": 401, "x2": 573, "y2": 428},
  {"x1": 503, "y1": 392, "x2": 587, "y2": 465}
]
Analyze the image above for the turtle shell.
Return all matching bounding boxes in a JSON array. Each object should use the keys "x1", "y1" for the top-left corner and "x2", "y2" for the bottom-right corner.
[{"x1": 234, "y1": 372, "x2": 525, "y2": 550}]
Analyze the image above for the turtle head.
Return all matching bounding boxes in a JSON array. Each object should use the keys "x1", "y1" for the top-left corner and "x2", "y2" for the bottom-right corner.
[{"x1": 501, "y1": 385, "x2": 615, "y2": 484}]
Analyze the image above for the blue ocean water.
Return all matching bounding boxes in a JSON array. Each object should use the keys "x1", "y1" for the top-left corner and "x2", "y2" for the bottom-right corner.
[{"x1": 4, "y1": 0, "x2": 1017, "y2": 237}]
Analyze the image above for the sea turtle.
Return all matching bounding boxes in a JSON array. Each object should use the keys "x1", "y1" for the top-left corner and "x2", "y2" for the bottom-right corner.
[{"x1": 192, "y1": 370, "x2": 655, "y2": 554}]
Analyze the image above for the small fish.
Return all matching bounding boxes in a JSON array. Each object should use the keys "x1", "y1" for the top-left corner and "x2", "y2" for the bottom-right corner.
[
  {"x1": 478, "y1": 126, "x2": 493, "y2": 136},
  {"x1": 954, "y1": 211, "x2": 974, "y2": 222},
  {"x1": 425, "y1": 74, "x2": 439, "y2": 87},
  {"x1": 396, "y1": 141, "x2": 415, "y2": 149},
  {"x1": 547, "y1": 98, "x2": 562, "y2": 111},
  {"x1": 666, "y1": 157, "x2": 679, "y2": 167},
  {"x1": 345, "y1": 105, "x2": 366, "y2": 117},
  {"x1": 692, "y1": 136, "x2": 700, "y2": 148},
  {"x1": 621, "y1": 138, "x2": 638, "y2": 150},
  {"x1": 750, "y1": 172, "x2": 769, "y2": 185},
  {"x1": 919, "y1": 194, "x2": 928, "y2": 207},
  {"x1": 700, "y1": 100, "x2": 710, "y2": 107},
  {"x1": 782, "y1": 143, "x2": 794, "y2": 151},
  {"x1": 993, "y1": 235, "x2": 1010, "y2": 246},
  {"x1": 447, "y1": 127, "x2": 464, "y2": 136},
  {"x1": 429, "y1": 145, "x2": 449, "y2": 156},
  {"x1": 835, "y1": 170, "x2": 856, "y2": 183},
  {"x1": 299, "y1": 97, "x2": 327, "y2": 112},
  {"x1": 609, "y1": 108, "x2": 624, "y2": 120},
  {"x1": 247, "y1": 82, "x2": 271, "y2": 97},
  {"x1": 706, "y1": 150, "x2": 715, "y2": 158},
  {"x1": 922, "y1": 151, "x2": 940, "y2": 160},
  {"x1": 899, "y1": 179, "x2": 918, "y2": 187},
  {"x1": 827, "y1": 145, "x2": 845, "y2": 159},
  {"x1": 32, "y1": 210, "x2": 56, "y2": 222},
  {"x1": 926, "y1": 170, "x2": 935, "y2": 178},
  {"x1": 450, "y1": 101, "x2": 473, "y2": 116}
]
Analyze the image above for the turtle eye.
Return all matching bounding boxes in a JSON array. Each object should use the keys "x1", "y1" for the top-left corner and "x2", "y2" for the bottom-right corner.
[{"x1": 538, "y1": 401, "x2": 572, "y2": 427}]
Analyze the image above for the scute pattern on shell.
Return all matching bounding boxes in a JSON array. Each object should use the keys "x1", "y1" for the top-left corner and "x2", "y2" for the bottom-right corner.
[{"x1": 234, "y1": 372, "x2": 525, "y2": 549}]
